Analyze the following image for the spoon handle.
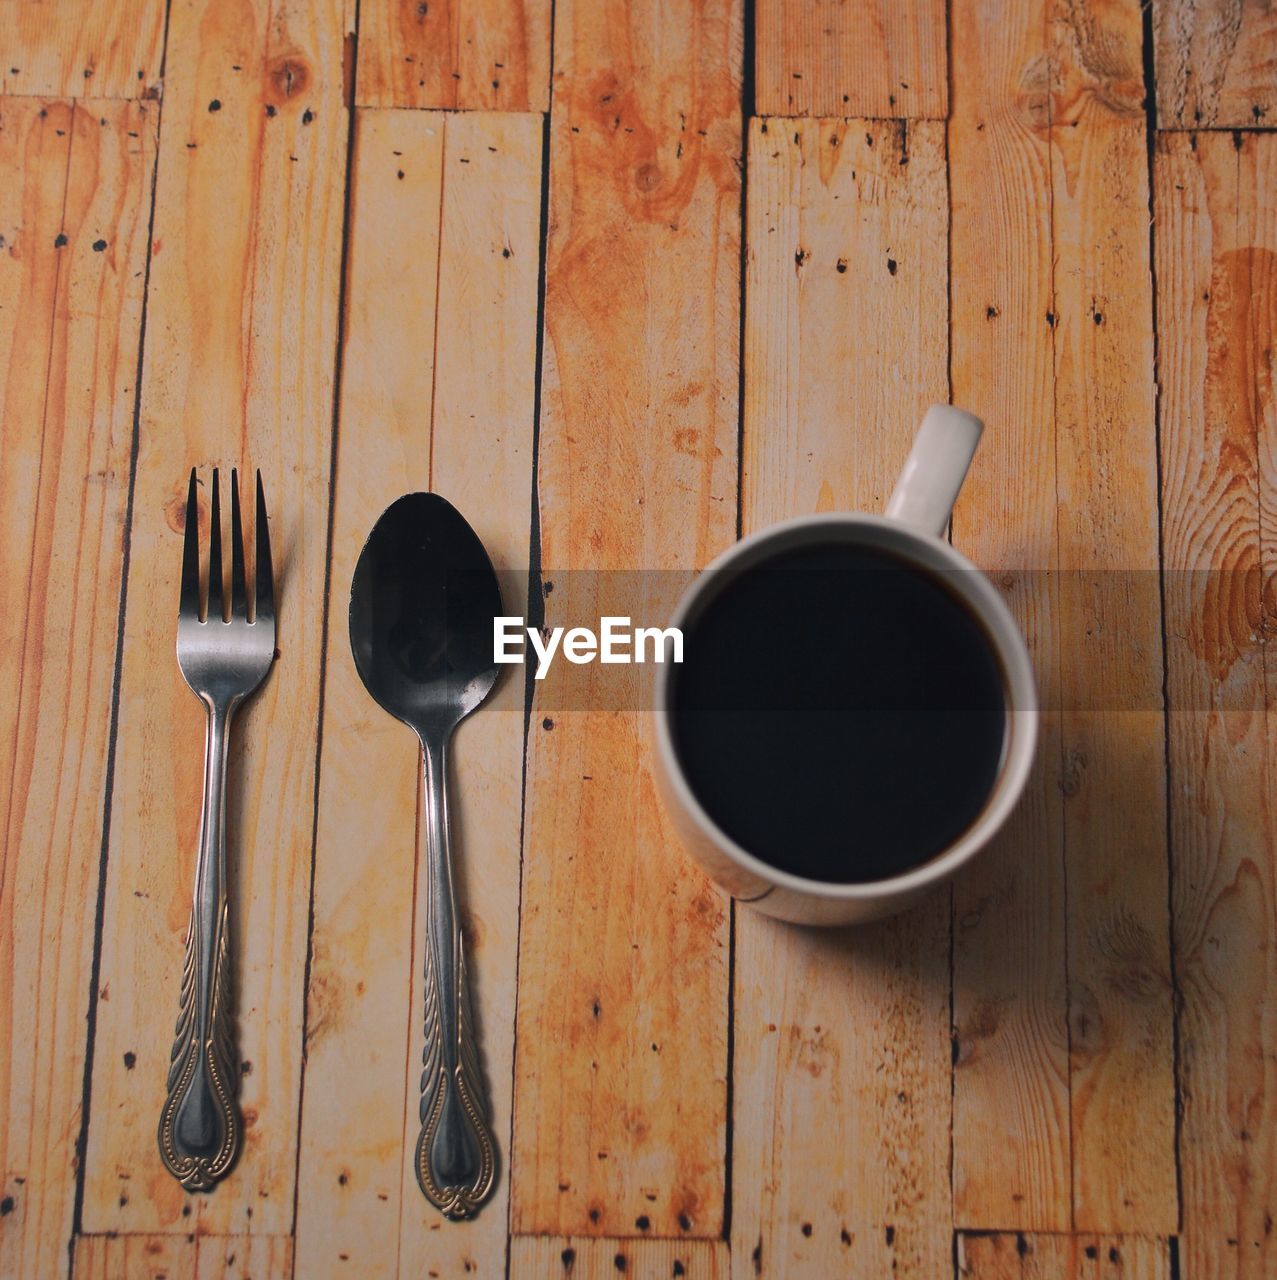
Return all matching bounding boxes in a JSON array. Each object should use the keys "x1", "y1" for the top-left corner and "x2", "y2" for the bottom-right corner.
[{"x1": 414, "y1": 736, "x2": 496, "y2": 1218}]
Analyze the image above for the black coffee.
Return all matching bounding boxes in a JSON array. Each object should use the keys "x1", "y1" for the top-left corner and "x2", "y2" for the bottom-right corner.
[{"x1": 670, "y1": 541, "x2": 1006, "y2": 883}]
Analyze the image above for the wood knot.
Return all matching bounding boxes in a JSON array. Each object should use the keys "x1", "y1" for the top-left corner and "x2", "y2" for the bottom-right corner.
[
  {"x1": 1013, "y1": 54, "x2": 1052, "y2": 129},
  {"x1": 954, "y1": 997, "x2": 1006, "y2": 1069},
  {"x1": 266, "y1": 55, "x2": 311, "y2": 104},
  {"x1": 1068, "y1": 982, "x2": 1105, "y2": 1054},
  {"x1": 1059, "y1": 748, "x2": 1086, "y2": 798},
  {"x1": 1094, "y1": 908, "x2": 1168, "y2": 1003},
  {"x1": 635, "y1": 163, "x2": 661, "y2": 192},
  {"x1": 166, "y1": 487, "x2": 199, "y2": 536}
]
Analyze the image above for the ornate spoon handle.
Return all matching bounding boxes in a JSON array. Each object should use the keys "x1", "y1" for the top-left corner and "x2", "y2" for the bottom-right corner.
[
  {"x1": 158, "y1": 702, "x2": 240, "y2": 1191},
  {"x1": 414, "y1": 735, "x2": 495, "y2": 1218}
]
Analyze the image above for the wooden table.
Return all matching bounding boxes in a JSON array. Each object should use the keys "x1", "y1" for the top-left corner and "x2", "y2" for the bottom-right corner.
[{"x1": 2, "y1": 1, "x2": 1274, "y2": 1276}]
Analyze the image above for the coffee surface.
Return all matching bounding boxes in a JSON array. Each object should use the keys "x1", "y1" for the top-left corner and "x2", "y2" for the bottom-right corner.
[{"x1": 671, "y1": 541, "x2": 1007, "y2": 883}]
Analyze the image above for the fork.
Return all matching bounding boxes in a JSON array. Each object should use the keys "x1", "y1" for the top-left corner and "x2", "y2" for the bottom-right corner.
[{"x1": 158, "y1": 468, "x2": 275, "y2": 1192}]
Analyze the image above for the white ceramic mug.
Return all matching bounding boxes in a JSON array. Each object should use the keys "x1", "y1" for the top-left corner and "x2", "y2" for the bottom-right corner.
[{"x1": 654, "y1": 405, "x2": 1037, "y2": 926}]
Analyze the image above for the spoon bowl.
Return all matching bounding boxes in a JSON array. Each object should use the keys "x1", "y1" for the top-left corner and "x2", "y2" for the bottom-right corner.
[{"x1": 350, "y1": 492, "x2": 503, "y2": 737}]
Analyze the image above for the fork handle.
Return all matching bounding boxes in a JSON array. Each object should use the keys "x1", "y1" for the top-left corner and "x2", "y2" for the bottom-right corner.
[
  {"x1": 158, "y1": 700, "x2": 241, "y2": 1191},
  {"x1": 414, "y1": 734, "x2": 496, "y2": 1218}
]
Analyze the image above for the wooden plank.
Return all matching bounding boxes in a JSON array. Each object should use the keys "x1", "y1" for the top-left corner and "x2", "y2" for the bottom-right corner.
[
  {"x1": 73, "y1": 1233, "x2": 198, "y2": 1280},
  {"x1": 1050, "y1": 0, "x2": 1176, "y2": 1233},
  {"x1": 754, "y1": 0, "x2": 946, "y2": 119},
  {"x1": 73, "y1": 1233, "x2": 292, "y2": 1279},
  {"x1": 80, "y1": 0, "x2": 350, "y2": 1236},
  {"x1": 731, "y1": 118, "x2": 951, "y2": 1279},
  {"x1": 291, "y1": 104, "x2": 443, "y2": 1280},
  {"x1": 951, "y1": 0, "x2": 1174, "y2": 1234},
  {"x1": 193, "y1": 1234, "x2": 292, "y2": 1279},
  {"x1": 394, "y1": 106, "x2": 541, "y2": 1272},
  {"x1": 293, "y1": 106, "x2": 542, "y2": 1279},
  {"x1": 355, "y1": 0, "x2": 551, "y2": 112},
  {"x1": 509, "y1": 1235, "x2": 727, "y2": 1279},
  {"x1": 957, "y1": 1232, "x2": 1172, "y2": 1279},
  {"x1": 0, "y1": 0, "x2": 166, "y2": 99},
  {"x1": 0, "y1": 97, "x2": 156, "y2": 1280},
  {"x1": 511, "y1": 0, "x2": 741, "y2": 1238},
  {"x1": 948, "y1": 0, "x2": 1071, "y2": 1234},
  {"x1": 1155, "y1": 129, "x2": 1277, "y2": 1278},
  {"x1": 1154, "y1": 0, "x2": 1277, "y2": 128}
]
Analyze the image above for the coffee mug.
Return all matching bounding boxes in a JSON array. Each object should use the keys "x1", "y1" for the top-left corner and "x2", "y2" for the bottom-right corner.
[{"x1": 654, "y1": 405, "x2": 1037, "y2": 926}]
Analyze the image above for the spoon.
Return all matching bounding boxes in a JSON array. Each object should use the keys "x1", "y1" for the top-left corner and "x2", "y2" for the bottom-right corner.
[{"x1": 349, "y1": 492, "x2": 503, "y2": 1218}]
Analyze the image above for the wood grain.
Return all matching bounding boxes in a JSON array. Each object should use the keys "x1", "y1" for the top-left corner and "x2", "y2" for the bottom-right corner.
[
  {"x1": 509, "y1": 1235, "x2": 727, "y2": 1279},
  {"x1": 80, "y1": 0, "x2": 350, "y2": 1236},
  {"x1": 948, "y1": 0, "x2": 1071, "y2": 1231},
  {"x1": 293, "y1": 105, "x2": 542, "y2": 1279},
  {"x1": 1050, "y1": 0, "x2": 1176, "y2": 1233},
  {"x1": 1155, "y1": 129, "x2": 1277, "y2": 1279},
  {"x1": 396, "y1": 106, "x2": 541, "y2": 1270},
  {"x1": 1154, "y1": 0, "x2": 1277, "y2": 128},
  {"x1": 754, "y1": 0, "x2": 946, "y2": 119},
  {"x1": 291, "y1": 104, "x2": 443, "y2": 1279},
  {"x1": 0, "y1": 0, "x2": 166, "y2": 99},
  {"x1": 954, "y1": 0, "x2": 1175, "y2": 1233},
  {"x1": 73, "y1": 1233, "x2": 198, "y2": 1280},
  {"x1": 1, "y1": 0, "x2": 1272, "y2": 1269},
  {"x1": 958, "y1": 1232, "x2": 1172, "y2": 1279},
  {"x1": 511, "y1": 0, "x2": 742, "y2": 1239},
  {"x1": 0, "y1": 97, "x2": 156, "y2": 1280},
  {"x1": 731, "y1": 118, "x2": 952, "y2": 1279},
  {"x1": 355, "y1": 0, "x2": 551, "y2": 111},
  {"x1": 73, "y1": 1232, "x2": 293, "y2": 1279}
]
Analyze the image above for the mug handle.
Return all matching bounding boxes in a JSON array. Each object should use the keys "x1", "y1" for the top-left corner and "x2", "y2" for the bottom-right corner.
[{"x1": 884, "y1": 405, "x2": 984, "y2": 537}]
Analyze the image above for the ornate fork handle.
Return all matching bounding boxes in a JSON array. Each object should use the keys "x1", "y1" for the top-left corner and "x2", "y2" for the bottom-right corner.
[
  {"x1": 158, "y1": 700, "x2": 241, "y2": 1191},
  {"x1": 414, "y1": 735, "x2": 495, "y2": 1218}
]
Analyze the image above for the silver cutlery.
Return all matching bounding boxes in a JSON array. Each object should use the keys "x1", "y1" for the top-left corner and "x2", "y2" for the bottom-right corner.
[
  {"x1": 348, "y1": 492, "x2": 502, "y2": 1218},
  {"x1": 158, "y1": 468, "x2": 275, "y2": 1191}
]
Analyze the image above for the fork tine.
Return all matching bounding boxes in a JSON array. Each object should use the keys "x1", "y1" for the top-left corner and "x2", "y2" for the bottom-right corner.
[
  {"x1": 230, "y1": 468, "x2": 248, "y2": 618},
  {"x1": 254, "y1": 470, "x2": 274, "y2": 626},
  {"x1": 209, "y1": 467, "x2": 225, "y2": 623},
  {"x1": 180, "y1": 468, "x2": 202, "y2": 619}
]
